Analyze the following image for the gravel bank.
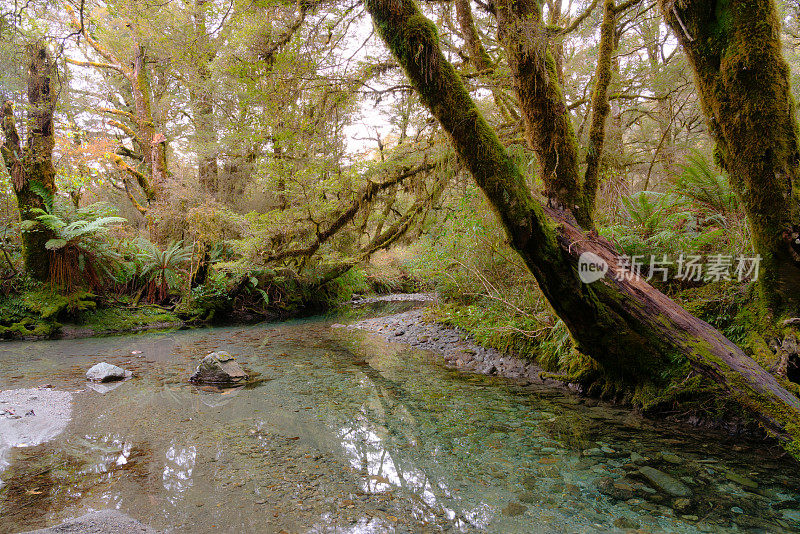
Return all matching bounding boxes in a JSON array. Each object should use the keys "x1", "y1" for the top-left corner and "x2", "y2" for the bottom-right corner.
[
  {"x1": 19, "y1": 510, "x2": 156, "y2": 534},
  {"x1": 0, "y1": 388, "x2": 73, "y2": 474},
  {"x1": 336, "y1": 307, "x2": 564, "y2": 387}
]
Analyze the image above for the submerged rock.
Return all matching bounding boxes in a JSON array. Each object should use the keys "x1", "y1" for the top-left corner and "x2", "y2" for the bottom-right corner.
[
  {"x1": 501, "y1": 501, "x2": 528, "y2": 516},
  {"x1": 190, "y1": 351, "x2": 248, "y2": 386},
  {"x1": 638, "y1": 466, "x2": 692, "y2": 497},
  {"x1": 86, "y1": 362, "x2": 131, "y2": 382},
  {"x1": 725, "y1": 471, "x2": 759, "y2": 489}
]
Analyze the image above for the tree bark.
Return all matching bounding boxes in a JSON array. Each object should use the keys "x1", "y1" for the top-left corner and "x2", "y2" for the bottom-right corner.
[
  {"x1": 659, "y1": 0, "x2": 800, "y2": 318},
  {"x1": 191, "y1": 0, "x2": 219, "y2": 197},
  {"x1": 494, "y1": 0, "x2": 593, "y2": 227},
  {"x1": 583, "y1": 0, "x2": 617, "y2": 216},
  {"x1": 132, "y1": 44, "x2": 168, "y2": 197},
  {"x1": 366, "y1": 0, "x2": 800, "y2": 456},
  {"x1": 454, "y1": 0, "x2": 493, "y2": 71},
  {"x1": 0, "y1": 45, "x2": 58, "y2": 282}
]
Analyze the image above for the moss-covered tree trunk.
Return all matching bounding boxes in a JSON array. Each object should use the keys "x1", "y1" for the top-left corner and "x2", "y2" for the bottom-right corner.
[
  {"x1": 659, "y1": 0, "x2": 800, "y2": 318},
  {"x1": 191, "y1": 0, "x2": 219, "y2": 197},
  {"x1": 494, "y1": 0, "x2": 593, "y2": 227},
  {"x1": 132, "y1": 44, "x2": 168, "y2": 197},
  {"x1": 454, "y1": 0, "x2": 492, "y2": 72},
  {"x1": 0, "y1": 44, "x2": 58, "y2": 282},
  {"x1": 366, "y1": 0, "x2": 800, "y2": 457},
  {"x1": 583, "y1": 0, "x2": 617, "y2": 215}
]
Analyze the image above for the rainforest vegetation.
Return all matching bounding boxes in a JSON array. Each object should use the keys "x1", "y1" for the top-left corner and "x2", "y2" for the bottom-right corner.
[{"x1": 1, "y1": 0, "x2": 800, "y2": 458}]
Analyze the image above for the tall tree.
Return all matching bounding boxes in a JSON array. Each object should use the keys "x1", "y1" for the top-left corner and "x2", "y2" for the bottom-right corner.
[
  {"x1": 0, "y1": 44, "x2": 58, "y2": 281},
  {"x1": 659, "y1": 0, "x2": 800, "y2": 320},
  {"x1": 494, "y1": 0, "x2": 593, "y2": 227}
]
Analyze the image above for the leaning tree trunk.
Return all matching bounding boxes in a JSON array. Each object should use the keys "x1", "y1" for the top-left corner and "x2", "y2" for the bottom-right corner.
[
  {"x1": 659, "y1": 0, "x2": 800, "y2": 319},
  {"x1": 0, "y1": 44, "x2": 58, "y2": 282},
  {"x1": 365, "y1": 0, "x2": 800, "y2": 457}
]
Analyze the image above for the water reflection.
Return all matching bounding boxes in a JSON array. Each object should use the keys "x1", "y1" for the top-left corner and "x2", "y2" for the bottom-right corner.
[
  {"x1": 163, "y1": 445, "x2": 196, "y2": 496},
  {"x1": 0, "y1": 315, "x2": 798, "y2": 533}
]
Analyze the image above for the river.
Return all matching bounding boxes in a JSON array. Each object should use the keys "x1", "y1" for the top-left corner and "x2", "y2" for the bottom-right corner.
[{"x1": 0, "y1": 302, "x2": 798, "y2": 533}]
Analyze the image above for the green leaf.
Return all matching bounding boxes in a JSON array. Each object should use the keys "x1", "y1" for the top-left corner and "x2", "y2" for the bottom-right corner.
[
  {"x1": 257, "y1": 288, "x2": 270, "y2": 305},
  {"x1": 19, "y1": 220, "x2": 38, "y2": 231},
  {"x1": 45, "y1": 238, "x2": 68, "y2": 250}
]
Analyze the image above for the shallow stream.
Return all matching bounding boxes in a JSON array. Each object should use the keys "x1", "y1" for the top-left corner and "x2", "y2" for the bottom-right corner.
[{"x1": 0, "y1": 303, "x2": 798, "y2": 533}]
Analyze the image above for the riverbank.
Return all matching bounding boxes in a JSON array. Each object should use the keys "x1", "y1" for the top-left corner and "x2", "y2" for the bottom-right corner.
[
  {"x1": 339, "y1": 296, "x2": 789, "y2": 447},
  {"x1": 336, "y1": 305, "x2": 566, "y2": 389}
]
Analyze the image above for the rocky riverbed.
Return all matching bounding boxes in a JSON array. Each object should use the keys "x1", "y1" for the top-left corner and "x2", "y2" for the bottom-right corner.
[
  {"x1": 0, "y1": 388, "x2": 73, "y2": 476},
  {"x1": 335, "y1": 305, "x2": 564, "y2": 388}
]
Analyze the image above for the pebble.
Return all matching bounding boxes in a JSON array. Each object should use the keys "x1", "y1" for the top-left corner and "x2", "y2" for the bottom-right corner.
[
  {"x1": 502, "y1": 501, "x2": 528, "y2": 516},
  {"x1": 629, "y1": 452, "x2": 645, "y2": 464},
  {"x1": 661, "y1": 452, "x2": 682, "y2": 464}
]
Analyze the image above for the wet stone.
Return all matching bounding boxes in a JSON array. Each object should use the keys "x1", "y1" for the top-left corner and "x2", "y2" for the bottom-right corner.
[
  {"x1": 725, "y1": 472, "x2": 759, "y2": 489},
  {"x1": 190, "y1": 351, "x2": 248, "y2": 386},
  {"x1": 638, "y1": 466, "x2": 692, "y2": 497},
  {"x1": 660, "y1": 452, "x2": 683, "y2": 465},
  {"x1": 502, "y1": 501, "x2": 528, "y2": 516},
  {"x1": 86, "y1": 362, "x2": 131, "y2": 382},
  {"x1": 672, "y1": 498, "x2": 692, "y2": 511},
  {"x1": 614, "y1": 516, "x2": 639, "y2": 529}
]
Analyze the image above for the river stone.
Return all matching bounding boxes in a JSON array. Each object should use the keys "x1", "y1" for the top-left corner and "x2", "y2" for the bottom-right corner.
[
  {"x1": 613, "y1": 517, "x2": 638, "y2": 529},
  {"x1": 501, "y1": 501, "x2": 527, "y2": 516},
  {"x1": 190, "y1": 351, "x2": 248, "y2": 385},
  {"x1": 629, "y1": 452, "x2": 646, "y2": 464},
  {"x1": 638, "y1": 466, "x2": 692, "y2": 497},
  {"x1": 598, "y1": 477, "x2": 637, "y2": 500},
  {"x1": 725, "y1": 472, "x2": 759, "y2": 489},
  {"x1": 672, "y1": 498, "x2": 692, "y2": 511},
  {"x1": 86, "y1": 362, "x2": 131, "y2": 382}
]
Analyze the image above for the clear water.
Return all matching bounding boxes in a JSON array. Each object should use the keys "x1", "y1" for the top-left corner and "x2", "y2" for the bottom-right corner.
[{"x1": 0, "y1": 308, "x2": 798, "y2": 533}]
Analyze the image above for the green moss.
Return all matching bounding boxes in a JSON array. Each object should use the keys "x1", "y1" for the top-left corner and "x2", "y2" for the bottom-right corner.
[
  {"x1": 0, "y1": 287, "x2": 96, "y2": 339},
  {"x1": 669, "y1": 0, "x2": 800, "y2": 316},
  {"x1": 675, "y1": 280, "x2": 753, "y2": 343},
  {"x1": 77, "y1": 306, "x2": 180, "y2": 334}
]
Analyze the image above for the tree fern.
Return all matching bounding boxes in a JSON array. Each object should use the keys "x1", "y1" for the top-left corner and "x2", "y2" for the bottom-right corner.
[
  {"x1": 134, "y1": 239, "x2": 193, "y2": 303},
  {"x1": 32, "y1": 203, "x2": 127, "y2": 292},
  {"x1": 672, "y1": 151, "x2": 739, "y2": 216}
]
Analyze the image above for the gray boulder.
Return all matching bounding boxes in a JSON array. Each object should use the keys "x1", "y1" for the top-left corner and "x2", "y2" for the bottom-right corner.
[
  {"x1": 190, "y1": 351, "x2": 248, "y2": 386},
  {"x1": 86, "y1": 362, "x2": 131, "y2": 382}
]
